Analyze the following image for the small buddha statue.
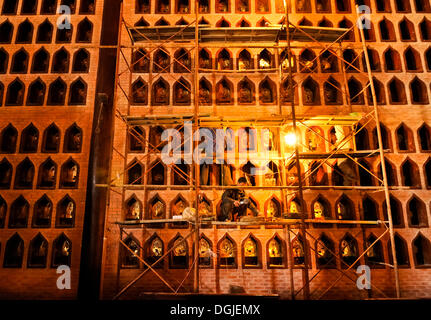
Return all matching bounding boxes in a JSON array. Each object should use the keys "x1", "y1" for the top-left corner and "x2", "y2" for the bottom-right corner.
[
  {"x1": 45, "y1": 131, "x2": 60, "y2": 151},
  {"x1": 173, "y1": 239, "x2": 187, "y2": 256},
  {"x1": 268, "y1": 239, "x2": 281, "y2": 258},
  {"x1": 293, "y1": 241, "x2": 304, "y2": 264},
  {"x1": 238, "y1": 57, "x2": 249, "y2": 71},
  {"x1": 151, "y1": 238, "x2": 163, "y2": 256},
  {"x1": 199, "y1": 239, "x2": 211, "y2": 258},
  {"x1": 41, "y1": 166, "x2": 56, "y2": 187},
  {"x1": 178, "y1": 2, "x2": 189, "y2": 13},
  {"x1": 289, "y1": 201, "x2": 299, "y2": 214},
  {"x1": 317, "y1": 241, "x2": 329, "y2": 260},
  {"x1": 36, "y1": 202, "x2": 51, "y2": 220},
  {"x1": 308, "y1": 134, "x2": 317, "y2": 151},
  {"x1": 61, "y1": 240, "x2": 70, "y2": 257},
  {"x1": 304, "y1": 87, "x2": 314, "y2": 103},
  {"x1": 321, "y1": 57, "x2": 332, "y2": 71},
  {"x1": 337, "y1": 203, "x2": 345, "y2": 220},
  {"x1": 259, "y1": 58, "x2": 270, "y2": 69},
  {"x1": 155, "y1": 85, "x2": 168, "y2": 104},
  {"x1": 134, "y1": 86, "x2": 147, "y2": 104},
  {"x1": 238, "y1": 0, "x2": 249, "y2": 11},
  {"x1": 281, "y1": 86, "x2": 293, "y2": 103},
  {"x1": 70, "y1": 132, "x2": 82, "y2": 151},
  {"x1": 199, "y1": 2, "x2": 209, "y2": 12},
  {"x1": 261, "y1": 87, "x2": 272, "y2": 103},
  {"x1": 35, "y1": 242, "x2": 47, "y2": 258},
  {"x1": 341, "y1": 240, "x2": 356, "y2": 258},
  {"x1": 314, "y1": 201, "x2": 324, "y2": 219},
  {"x1": 218, "y1": 56, "x2": 231, "y2": 70},
  {"x1": 151, "y1": 200, "x2": 164, "y2": 218},
  {"x1": 244, "y1": 239, "x2": 256, "y2": 257},
  {"x1": 257, "y1": 0, "x2": 268, "y2": 11},
  {"x1": 262, "y1": 129, "x2": 274, "y2": 151},
  {"x1": 135, "y1": 56, "x2": 148, "y2": 72},
  {"x1": 198, "y1": 197, "x2": 212, "y2": 216},
  {"x1": 324, "y1": 86, "x2": 336, "y2": 103},
  {"x1": 87, "y1": 2, "x2": 95, "y2": 13},
  {"x1": 65, "y1": 201, "x2": 74, "y2": 219},
  {"x1": 220, "y1": 239, "x2": 233, "y2": 257},
  {"x1": 23, "y1": 131, "x2": 38, "y2": 151},
  {"x1": 297, "y1": 0, "x2": 305, "y2": 11},
  {"x1": 239, "y1": 84, "x2": 252, "y2": 103},
  {"x1": 199, "y1": 87, "x2": 210, "y2": 104},
  {"x1": 156, "y1": 54, "x2": 169, "y2": 70},
  {"x1": 267, "y1": 200, "x2": 278, "y2": 218},
  {"x1": 173, "y1": 200, "x2": 186, "y2": 216},
  {"x1": 316, "y1": 0, "x2": 323, "y2": 11},
  {"x1": 217, "y1": 0, "x2": 228, "y2": 12},
  {"x1": 199, "y1": 56, "x2": 210, "y2": 69},
  {"x1": 0, "y1": 167, "x2": 11, "y2": 185},
  {"x1": 217, "y1": 83, "x2": 231, "y2": 103},
  {"x1": 64, "y1": 164, "x2": 78, "y2": 185},
  {"x1": 175, "y1": 86, "x2": 190, "y2": 103},
  {"x1": 127, "y1": 201, "x2": 141, "y2": 220}
]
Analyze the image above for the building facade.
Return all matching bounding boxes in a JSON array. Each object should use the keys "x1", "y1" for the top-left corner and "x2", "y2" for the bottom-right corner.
[{"x1": 1, "y1": 0, "x2": 431, "y2": 300}]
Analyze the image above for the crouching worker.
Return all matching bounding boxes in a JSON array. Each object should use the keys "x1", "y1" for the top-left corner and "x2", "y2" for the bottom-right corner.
[{"x1": 218, "y1": 177, "x2": 259, "y2": 222}]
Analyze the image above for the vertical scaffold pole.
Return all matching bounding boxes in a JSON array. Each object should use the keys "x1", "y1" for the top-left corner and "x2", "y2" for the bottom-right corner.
[
  {"x1": 193, "y1": 0, "x2": 200, "y2": 294},
  {"x1": 284, "y1": 0, "x2": 310, "y2": 299},
  {"x1": 356, "y1": 5, "x2": 400, "y2": 298}
]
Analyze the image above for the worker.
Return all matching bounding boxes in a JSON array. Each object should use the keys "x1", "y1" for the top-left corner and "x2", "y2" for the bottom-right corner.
[{"x1": 218, "y1": 177, "x2": 260, "y2": 221}]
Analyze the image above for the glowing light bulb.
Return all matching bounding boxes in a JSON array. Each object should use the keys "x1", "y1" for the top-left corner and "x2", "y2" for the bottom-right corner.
[{"x1": 284, "y1": 132, "x2": 297, "y2": 146}]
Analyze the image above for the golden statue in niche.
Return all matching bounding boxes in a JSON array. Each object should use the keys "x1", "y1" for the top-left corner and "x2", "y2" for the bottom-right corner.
[
  {"x1": 341, "y1": 240, "x2": 356, "y2": 258},
  {"x1": 61, "y1": 240, "x2": 70, "y2": 257},
  {"x1": 65, "y1": 201, "x2": 74, "y2": 219},
  {"x1": 151, "y1": 238, "x2": 163, "y2": 257},
  {"x1": 313, "y1": 201, "x2": 324, "y2": 219},
  {"x1": 337, "y1": 203, "x2": 346, "y2": 220},
  {"x1": 127, "y1": 201, "x2": 141, "y2": 220},
  {"x1": 267, "y1": 200, "x2": 279, "y2": 218},
  {"x1": 173, "y1": 200, "x2": 186, "y2": 216},
  {"x1": 173, "y1": 238, "x2": 187, "y2": 256},
  {"x1": 220, "y1": 238, "x2": 234, "y2": 258},
  {"x1": 308, "y1": 134, "x2": 318, "y2": 151},
  {"x1": 198, "y1": 198, "x2": 212, "y2": 216},
  {"x1": 199, "y1": 239, "x2": 211, "y2": 258},
  {"x1": 293, "y1": 240, "x2": 304, "y2": 264},
  {"x1": 317, "y1": 241, "x2": 328, "y2": 258},
  {"x1": 268, "y1": 239, "x2": 282, "y2": 258},
  {"x1": 289, "y1": 200, "x2": 299, "y2": 214},
  {"x1": 262, "y1": 129, "x2": 274, "y2": 151},
  {"x1": 151, "y1": 200, "x2": 164, "y2": 218},
  {"x1": 244, "y1": 238, "x2": 257, "y2": 257}
]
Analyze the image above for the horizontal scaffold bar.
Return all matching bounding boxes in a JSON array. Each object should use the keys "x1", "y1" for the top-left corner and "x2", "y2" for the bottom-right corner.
[
  {"x1": 128, "y1": 25, "x2": 349, "y2": 43},
  {"x1": 114, "y1": 218, "x2": 383, "y2": 226},
  {"x1": 125, "y1": 113, "x2": 364, "y2": 127}
]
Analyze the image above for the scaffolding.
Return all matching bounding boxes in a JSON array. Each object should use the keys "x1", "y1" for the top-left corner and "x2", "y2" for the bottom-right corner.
[{"x1": 103, "y1": 0, "x2": 401, "y2": 300}]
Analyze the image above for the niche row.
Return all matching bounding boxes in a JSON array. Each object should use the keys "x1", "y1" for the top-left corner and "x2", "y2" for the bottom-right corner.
[
  {"x1": 0, "y1": 157, "x2": 80, "y2": 189},
  {"x1": 0, "y1": 47, "x2": 90, "y2": 74},
  {"x1": 0, "y1": 77, "x2": 87, "y2": 106},
  {"x1": 0, "y1": 232, "x2": 72, "y2": 268},
  {"x1": 0, "y1": 123, "x2": 82, "y2": 154},
  {"x1": 0, "y1": 17, "x2": 93, "y2": 44},
  {"x1": 133, "y1": 13, "x2": 431, "y2": 45},
  {"x1": 132, "y1": 0, "x2": 431, "y2": 15},
  {"x1": 123, "y1": 191, "x2": 430, "y2": 228},
  {"x1": 129, "y1": 74, "x2": 430, "y2": 106},
  {"x1": 122, "y1": 154, "x2": 431, "y2": 190},
  {"x1": 120, "y1": 230, "x2": 431, "y2": 269},
  {"x1": 2, "y1": 0, "x2": 95, "y2": 15},
  {"x1": 130, "y1": 46, "x2": 431, "y2": 75},
  {"x1": 0, "y1": 194, "x2": 76, "y2": 228},
  {"x1": 127, "y1": 122, "x2": 431, "y2": 155}
]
